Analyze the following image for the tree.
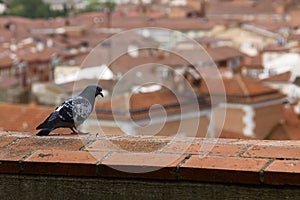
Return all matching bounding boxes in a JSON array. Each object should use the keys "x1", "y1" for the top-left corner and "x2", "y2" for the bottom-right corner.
[
  {"x1": 5, "y1": 0, "x2": 66, "y2": 18},
  {"x1": 81, "y1": 0, "x2": 117, "y2": 13}
]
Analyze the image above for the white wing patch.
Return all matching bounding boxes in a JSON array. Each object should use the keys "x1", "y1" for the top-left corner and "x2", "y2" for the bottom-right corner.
[{"x1": 56, "y1": 105, "x2": 64, "y2": 112}]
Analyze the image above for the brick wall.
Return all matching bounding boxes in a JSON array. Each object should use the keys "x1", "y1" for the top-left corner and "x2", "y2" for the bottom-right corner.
[{"x1": 0, "y1": 131, "x2": 299, "y2": 198}]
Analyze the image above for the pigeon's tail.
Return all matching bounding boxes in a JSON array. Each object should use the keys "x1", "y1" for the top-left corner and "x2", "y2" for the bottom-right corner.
[
  {"x1": 36, "y1": 129, "x2": 51, "y2": 136},
  {"x1": 36, "y1": 122, "x2": 46, "y2": 130}
]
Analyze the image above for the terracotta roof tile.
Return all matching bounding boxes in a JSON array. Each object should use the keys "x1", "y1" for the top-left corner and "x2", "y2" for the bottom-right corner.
[
  {"x1": 0, "y1": 29, "x2": 13, "y2": 42},
  {"x1": 288, "y1": 34, "x2": 300, "y2": 41},
  {"x1": 81, "y1": 16, "x2": 215, "y2": 30},
  {"x1": 261, "y1": 71, "x2": 292, "y2": 82},
  {"x1": 108, "y1": 53, "x2": 185, "y2": 74},
  {"x1": 263, "y1": 44, "x2": 290, "y2": 52},
  {"x1": 251, "y1": 21, "x2": 293, "y2": 32},
  {"x1": 206, "y1": 46, "x2": 245, "y2": 62},
  {"x1": 242, "y1": 55, "x2": 263, "y2": 69},
  {"x1": 16, "y1": 45, "x2": 69, "y2": 63},
  {"x1": 0, "y1": 103, "x2": 59, "y2": 133},
  {"x1": 96, "y1": 87, "x2": 209, "y2": 120},
  {"x1": 206, "y1": 0, "x2": 277, "y2": 16},
  {"x1": 108, "y1": 46, "x2": 244, "y2": 75},
  {"x1": 0, "y1": 56, "x2": 14, "y2": 69},
  {"x1": 201, "y1": 75, "x2": 286, "y2": 103}
]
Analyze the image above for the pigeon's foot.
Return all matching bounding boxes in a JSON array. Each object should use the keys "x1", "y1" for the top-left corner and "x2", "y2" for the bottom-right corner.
[
  {"x1": 78, "y1": 131, "x2": 89, "y2": 135},
  {"x1": 70, "y1": 127, "x2": 89, "y2": 135}
]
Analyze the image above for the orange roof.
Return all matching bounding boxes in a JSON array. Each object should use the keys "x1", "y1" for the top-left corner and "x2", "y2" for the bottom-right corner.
[
  {"x1": 288, "y1": 34, "x2": 300, "y2": 41},
  {"x1": 251, "y1": 21, "x2": 294, "y2": 32},
  {"x1": 0, "y1": 56, "x2": 14, "y2": 69},
  {"x1": 261, "y1": 71, "x2": 292, "y2": 82},
  {"x1": 0, "y1": 103, "x2": 57, "y2": 133},
  {"x1": 16, "y1": 46, "x2": 69, "y2": 63},
  {"x1": 108, "y1": 17, "x2": 214, "y2": 30},
  {"x1": 96, "y1": 87, "x2": 210, "y2": 120},
  {"x1": 201, "y1": 75, "x2": 286, "y2": 103},
  {"x1": 206, "y1": 46, "x2": 245, "y2": 62},
  {"x1": 108, "y1": 50, "x2": 191, "y2": 74},
  {"x1": 206, "y1": 0, "x2": 277, "y2": 16},
  {"x1": 73, "y1": 12, "x2": 215, "y2": 30},
  {"x1": 242, "y1": 55, "x2": 264, "y2": 69},
  {"x1": 108, "y1": 46, "x2": 244, "y2": 75},
  {"x1": 263, "y1": 44, "x2": 290, "y2": 52}
]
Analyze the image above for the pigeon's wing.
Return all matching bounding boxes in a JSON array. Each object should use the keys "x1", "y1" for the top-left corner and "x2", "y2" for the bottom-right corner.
[
  {"x1": 56, "y1": 99, "x2": 75, "y2": 123},
  {"x1": 36, "y1": 97, "x2": 93, "y2": 130},
  {"x1": 36, "y1": 109, "x2": 69, "y2": 130},
  {"x1": 36, "y1": 99, "x2": 74, "y2": 130},
  {"x1": 57, "y1": 97, "x2": 93, "y2": 124}
]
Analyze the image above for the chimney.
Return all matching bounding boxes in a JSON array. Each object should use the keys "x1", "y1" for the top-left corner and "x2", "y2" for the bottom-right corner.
[
  {"x1": 36, "y1": 42, "x2": 44, "y2": 52},
  {"x1": 199, "y1": 0, "x2": 207, "y2": 19},
  {"x1": 46, "y1": 39, "x2": 53, "y2": 47}
]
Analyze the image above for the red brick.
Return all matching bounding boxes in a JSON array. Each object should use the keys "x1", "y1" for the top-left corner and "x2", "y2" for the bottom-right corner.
[
  {"x1": 267, "y1": 140, "x2": 300, "y2": 147},
  {"x1": 192, "y1": 138, "x2": 239, "y2": 144},
  {"x1": 232, "y1": 139, "x2": 279, "y2": 146},
  {"x1": 0, "y1": 131, "x2": 36, "y2": 137},
  {"x1": 243, "y1": 146, "x2": 300, "y2": 159},
  {"x1": 180, "y1": 156, "x2": 269, "y2": 184},
  {"x1": 86, "y1": 140, "x2": 168, "y2": 153},
  {"x1": 10, "y1": 137, "x2": 86, "y2": 151},
  {"x1": 85, "y1": 140, "x2": 121, "y2": 152},
  {"x1": 0, "y1": 136, "x2": 17, "y2": 147},
  {"x1": 264, "y1": 160, "x2": 300, "y2": 185},
  {"x1": 163, "y1": 142, "x2": 246, "y2": 156},
  {"x1": 23, "y1": 150, "x2": 108, "y2": 176},
  {"x1": 233, "y1": 140, "x2": 300, "y2": 147},
  {"x1": 117, "y1": 135, "x2": 173, "y2": 142},
  {"x1": 99, "y1": 152, "x2": 185, "y2": 180},
  {"x1": 0, "y1": 148, "x2": 32, "y2": 173}
]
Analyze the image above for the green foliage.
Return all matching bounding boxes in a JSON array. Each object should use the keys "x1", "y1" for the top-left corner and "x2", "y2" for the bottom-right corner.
[
  {"x1": 81, "y1": 0, "x2": 117, "y2": 13},
  {"x1": 4, "y1": 0, "x2": 67, "y2": 18}
]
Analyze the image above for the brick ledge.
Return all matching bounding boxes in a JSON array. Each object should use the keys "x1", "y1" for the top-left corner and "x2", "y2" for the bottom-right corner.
[{"x1": 0, "y1": 131, "x2": 299, "y2": 186}]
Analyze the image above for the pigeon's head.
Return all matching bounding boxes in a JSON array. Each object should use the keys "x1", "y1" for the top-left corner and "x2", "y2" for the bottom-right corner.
[
  {"x1": 84, "y1": 85, "x2": 104, "y2": 98},
  {"x1": 96, "y1": 85, "x2": 104, "y2": 97}
]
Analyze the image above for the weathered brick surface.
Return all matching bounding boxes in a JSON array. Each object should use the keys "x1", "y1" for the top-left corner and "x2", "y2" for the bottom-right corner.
[
  {"x1": 180, "y1": 156, "x2": 268, "y2": 184},
  {"x1": 100, "y1": 152, "x2": 184, "y2": 180},
  {"x1": 0, "y1": 136, "x2": 17, "y2": 147},
  {"x1": 0, "y1": 148, "x2": 32, "y2": 173},
  {"x1": 264, "y1": 160, "x2": 300, "y2": 185},
  {"x1": 243, "y1": 146, "x2": 300, "y2": 159},
  {"x1": 0, "y1": 132, "x2": 299, "y2": 185},
  {"x1": 23, "y1": 150, "x2": 108, "y2": 176},
  {"x1": 10, "y1": 137, "x2": 87, "y2": 151},
  {"x1": 86, "y1": 139, "x2": 168, "y2": 152},
  {"x1": 163, "y1": 142, "x2": 246, "y2": 156}
]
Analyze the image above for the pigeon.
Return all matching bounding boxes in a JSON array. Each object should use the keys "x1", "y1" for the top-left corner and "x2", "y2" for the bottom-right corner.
[{"x1": 36, "y1": 85, "x2": 104, "y2": 136}]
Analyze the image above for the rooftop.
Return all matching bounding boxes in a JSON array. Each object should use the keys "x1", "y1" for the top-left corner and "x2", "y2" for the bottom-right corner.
[
  {"x1": 201, "y1": 75, "x2": 286, "y2": 104},
  {"x1": 96, "y1": 87, "x2": 209, "y2": 121}
]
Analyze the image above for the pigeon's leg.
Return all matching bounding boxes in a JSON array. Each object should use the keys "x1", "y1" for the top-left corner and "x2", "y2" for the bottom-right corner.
[
  {"x1": 70, "y1": 127, "x2": 89, "y2": 135},
  {"x1": 70, "y1": 127, "x2": 79, "y2": 135}
]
